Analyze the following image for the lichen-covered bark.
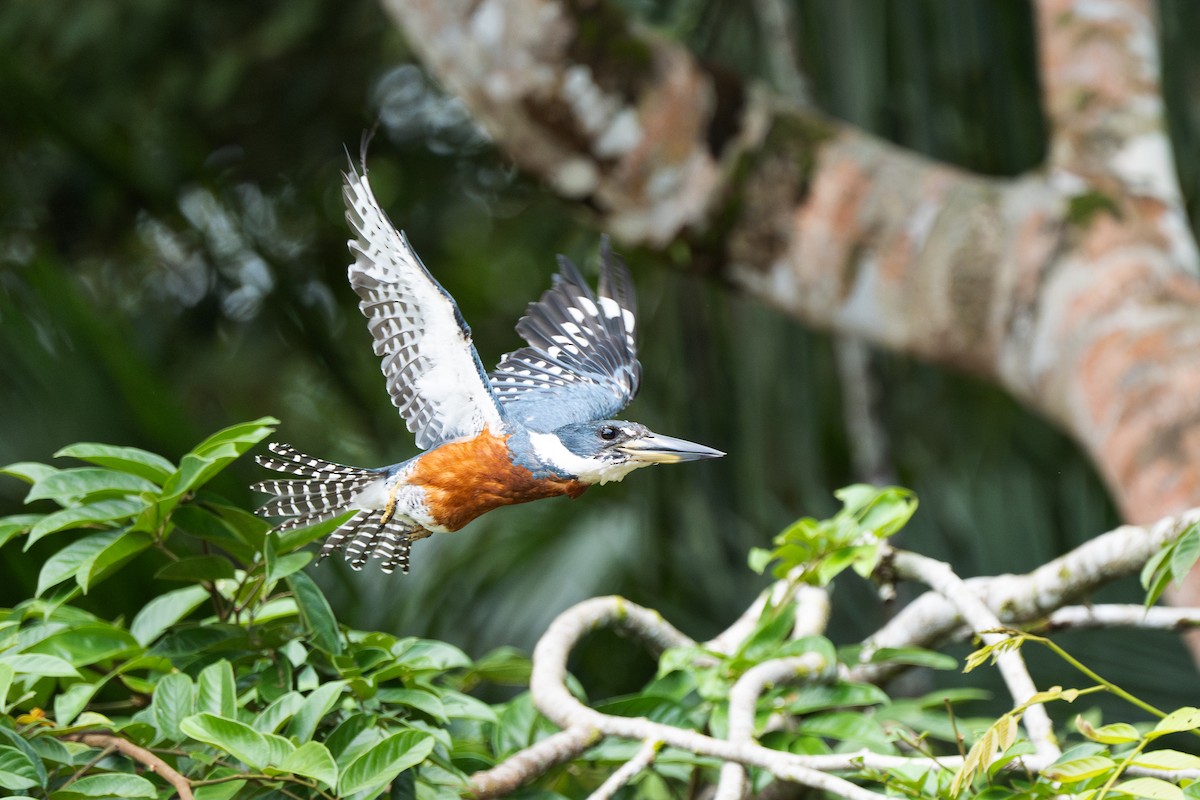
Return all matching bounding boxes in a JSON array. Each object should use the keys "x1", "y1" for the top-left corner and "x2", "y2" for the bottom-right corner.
[{"x1": 385, "y1": 0, "x2": 1200, "y2": 586}]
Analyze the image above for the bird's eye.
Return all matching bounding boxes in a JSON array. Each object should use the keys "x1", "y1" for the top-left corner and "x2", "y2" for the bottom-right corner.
[{"x1": 599, "y1": 426, "x2": 618, "y2": 441}]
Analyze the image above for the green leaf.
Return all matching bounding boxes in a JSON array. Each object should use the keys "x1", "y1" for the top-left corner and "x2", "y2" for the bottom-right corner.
[
  {"x1": 23, "y1": 622, "x2": 139, "y2": 666},
  {"x1": 159, "y1": 418, "x2": 278, "y2": 509},
  {"x1": 54, "y1": 444, "x2": 176, "y2": 484},
  {"x1": 169, "y1": 506, "x2": 256, "y2": 563},
  {"x1": 196, "y1": 661, "x2": 237, "y2": 718},
  {"x1": 0, "y1": 745, "x2": 39, "y2": 790},
  {"x1": 869, "y1": 647, "x2": 958, "y2": 670},
  {"x1": 747, "y1": 547, "x2": 772, "y2": 574},
  {"x1": 1150, "y1": 707, "x2": 1200, "y2": 738},
  {"x1": 378, "y1": 689, "x2": 447, "y2": 723},
  {"x1": 27, "y1": 468, "x2": 158, "y2": 504},
  {"x1": 54, "y1": 680, "x2": 99, "y2": 727},
  {"x1": 287, "y1": 571, "x2": 342, "y2": 655},
  {"x1": 1114, "y1": 777, "x2": 1186, "y2": 800},
  {"x1": 36, "y1": 530, "x2": 123, "y2": 596},
  {"x1": 337, "y1": 730, "x2": 435, "y2": 796},
  {"x1": 151, "y1": 672, "x2": 195, "y2": 741},
  {"x1": 275, "y1": 740, "x2": 338, "y2": 788},
  {"x1": 130, "y1": 584, "x2": 210, "y2": 646},
  {"x1": 154, "y1": 555, "x2": 237, "y2": 583},
  {"x1": 0, "y1": 462, "x2": 58, "y2": 485},
  {"x1": 51, "y1": 771, "x2": 158, "y2": 798},
  {"x1": 191, "y1": 417, "x2": 280, "y2": 459},
  {"x1": 77, "y1": 529, "x2": 153, "y2": 593},
  {"x1": 287, "y1": 681, "x2": 347, "y2": 743},
  {"x1": 1133, "y1": 749, "x2": 1200, "y2": 771},
  {"x1": 180, "y1": 713, "x2": 292, "y2": 770},
  {"x1": 1076, "y1": 716, "x2": 1141, "y2": 745},
  {"x1": 1169, "y1": 526, "x2": 1200, "y2": 589},
  {"x1": 0, "y1": 515, "x2": 43, "y2": 550},
  {"x1": 0, "y1": 663, "x2": 13, "y2": 710},
  {"x1": 266, "y1": 550, "x2": 311, "y2": 583},
  {"x1": 25, "y1": 499, "x2": 146, "y2": 549},
  {"x1": 0, "y1": 653, "x2": 80, "y2": 678},
  {"x1": 1042, "y1": 753, "x2": 1116, "y2": 782},
  {"x1": 254, "y1": 691, "x2": 305, "y2": 735}
]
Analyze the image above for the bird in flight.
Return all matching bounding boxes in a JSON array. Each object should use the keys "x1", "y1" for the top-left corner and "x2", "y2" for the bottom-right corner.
[{"x1": 253, "y1": 164, "x2": 723, "y2": 574}]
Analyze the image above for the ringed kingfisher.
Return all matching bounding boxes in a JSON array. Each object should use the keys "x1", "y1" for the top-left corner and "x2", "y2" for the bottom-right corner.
[{"x1": 253, "y1": 164, "x2": 723, "y2": 574}]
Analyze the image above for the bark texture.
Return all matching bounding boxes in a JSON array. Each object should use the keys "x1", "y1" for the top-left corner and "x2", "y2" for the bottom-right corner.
[{"x1": 385, "y1": 0, "x2": 1200, "y2": 571}]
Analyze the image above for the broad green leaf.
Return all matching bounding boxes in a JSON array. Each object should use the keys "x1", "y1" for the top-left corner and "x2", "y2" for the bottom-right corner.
[
  {"x1": 796, "y1": 711, "x2": 890, "y2": 748},
  {"x1": 0, "y1": 653, "x2": 80, "y2": 678},
  {"x1": 197, "y1": 661, "x2": 237, "y2": 718},
  {"x1": 337, "y1": 730, "x2": 435, "y2": 796},
  {"x1": 0, "y1": 663, "x2": 13, "y2": 709},
  {"x1": 379, "y1": 689, "x2": 447, "y2": 723},
  {"x1": 27, "y1": 468, "x2": 157, "y2": 504},
  {"x1": 26, "y1": 499, "x2": 146, "y2": 548},
  {"x1": 77, "y1": 529, "x2": 153, "y2": 593},
  {"x1": 1133, "y1": 749, "x2": 1200, "y2": 771},
  {"x1": 191, "y1": 417, "x2": 279, "y2": 458},
  {"x1": 869, "y1": 647, "x2": 958, "y2": 671},
  {"x1": 1042, "y1": 753, "x2": 1116, "y2": 782},
  {"x1": 155, "y1": 555, "x2": 236, "y2": 583},
  {"x1": 53, "y1": 680, "x2": 99, "y2": 726},
  {"x1": 287, "y1": 681, "x2": 347, "y2": 742},
  {"x1": 440, "y1": 690, "x2": 498, "y2": 724},
  {"x1": 274, "y1": 740, "x2": 338, "y2": 788},
  {"x1": 180, "y1": 713, "x2": 292, "y2": 769},
  {"x1": 159, "y1": 418, "x2": 277, "y2": 508},
  {"x1": 287, "y1": 571, "x2": 342, "y2": 655},
  {"x1": 54, "y1": 443, "x2": 175, "y2": 484},
  {"x1": 36, "y1": 529, "x2": 124, "y2": 596},
  {"x1": 1114, "y1": 777, "x2": 1186, "y2": 800},
  {"x1": 1150, "y1": 707, "x2": 1200, "y2": 738},
  {"x1": 0, "y1": 745, "x2": 39, "y2": 790},
  {"x1": 52, "y1": 771, "x2": 158, "y2": 798},
  {"x1": 23, "y1": 622, "x2": 139, "y2": 666},
  {"x1": 464, "y1": 646, "x2": 532, "y2": 686},
  {"x1": 169, "y1": 506, "x2": 256, "y2": 563},
  {"x1": 266, "y1": 550, "x2": 311, "y2": 583},
  {"x1": 1076, "y1": 716, "x2": 1141, "y2": 745},
  {"x1": 254, "y1": 691, "x2": 305, "y2": 734},
  {"x1": 0, "y1": 515, "x2": 43, "y2": 550},
  {"x1": 0, "y1": 462, "x2": 58, "y2": 485},
  {"x1": 151, "y1": 672, "x2": 194, "y2": 742},
  {"x1": 1169, "y1": 526, "x2": 1200, "y2": 588},
  {"x1": 0, "y1": 727, "x2": 47, "y2": 786},
  {"x1": 194, "y1": 779, "x2": 245, "y2": 800},
  {"x1": 130, "y1": 584, "x2": 210, "y2": 646}
]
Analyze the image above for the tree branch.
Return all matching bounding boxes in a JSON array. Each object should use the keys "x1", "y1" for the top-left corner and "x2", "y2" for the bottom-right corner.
[
  {"x1": 853, "y1": 508, "x2": 1200, "y2": 682},
  {"x1": 469, "y1": 726, "x2": 602, "y2": 798},
  {"x1": 62, "y1": 732, "x2": 195, "y2": 800}
]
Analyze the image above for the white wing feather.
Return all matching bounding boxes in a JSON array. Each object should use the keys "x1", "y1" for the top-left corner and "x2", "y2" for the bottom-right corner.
[{"x1": 343, "y1": 166, "x2": 505, "y2": 449}]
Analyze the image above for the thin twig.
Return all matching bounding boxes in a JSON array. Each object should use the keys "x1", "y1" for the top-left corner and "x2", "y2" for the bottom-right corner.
[
  {"x1": 587, "y1": 739, "x2": 662, "y2": 800},
  {"x1": 468, "y1": 727, "x2": 602, "y2": 798},
  {"x1": 715, "y1": 654, "x2": 830, "y2": 800},
  {"x1": 62, "y1": 732, "x2": 195, "y2": 800},
  {"x1": 888, "y1": 549, "x2": 1061, "y2": 764}
]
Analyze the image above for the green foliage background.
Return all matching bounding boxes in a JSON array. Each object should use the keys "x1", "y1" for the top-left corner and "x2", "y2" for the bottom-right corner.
[{"x1": 3, "y1": 0, "x2": 1200, "y2": 713}]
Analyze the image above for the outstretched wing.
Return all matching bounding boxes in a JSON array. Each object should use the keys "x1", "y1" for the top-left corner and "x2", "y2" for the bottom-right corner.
[
  {"x1": 490, "y1": 238, "x2": 642, "y2": 431},
  {"x1": 344, "y1": 165, "x2": 505, "y2": 449}
]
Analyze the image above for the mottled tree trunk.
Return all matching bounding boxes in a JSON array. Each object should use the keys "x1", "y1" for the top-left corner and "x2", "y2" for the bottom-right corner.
[{"x1": 385, "y1": 0, "x2": 1200, "y2": 623}]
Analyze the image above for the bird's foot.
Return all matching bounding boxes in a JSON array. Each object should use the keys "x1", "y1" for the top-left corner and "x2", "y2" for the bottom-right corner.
[{"x1": 379, "y1": 482, "x2": 401, "y2": 526}]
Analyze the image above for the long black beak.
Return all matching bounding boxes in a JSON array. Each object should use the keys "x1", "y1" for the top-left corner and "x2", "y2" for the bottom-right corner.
[{"x1": 618, "y1": 431, "x2": 725, "y2": 464}]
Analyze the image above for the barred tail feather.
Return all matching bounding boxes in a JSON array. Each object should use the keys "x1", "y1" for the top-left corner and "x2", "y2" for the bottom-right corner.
[
  {"x1": 320, "y1": 510, "x2": 415, "y2": 574},
  {"x1": 253, "y1": 443, "x2": 417, "y2": 574}
]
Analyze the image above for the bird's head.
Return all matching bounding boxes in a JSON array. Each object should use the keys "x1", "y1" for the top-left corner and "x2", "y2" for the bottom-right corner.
[{"x1": 530, "y1": 420, "x2": 724, "y2": 485}]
